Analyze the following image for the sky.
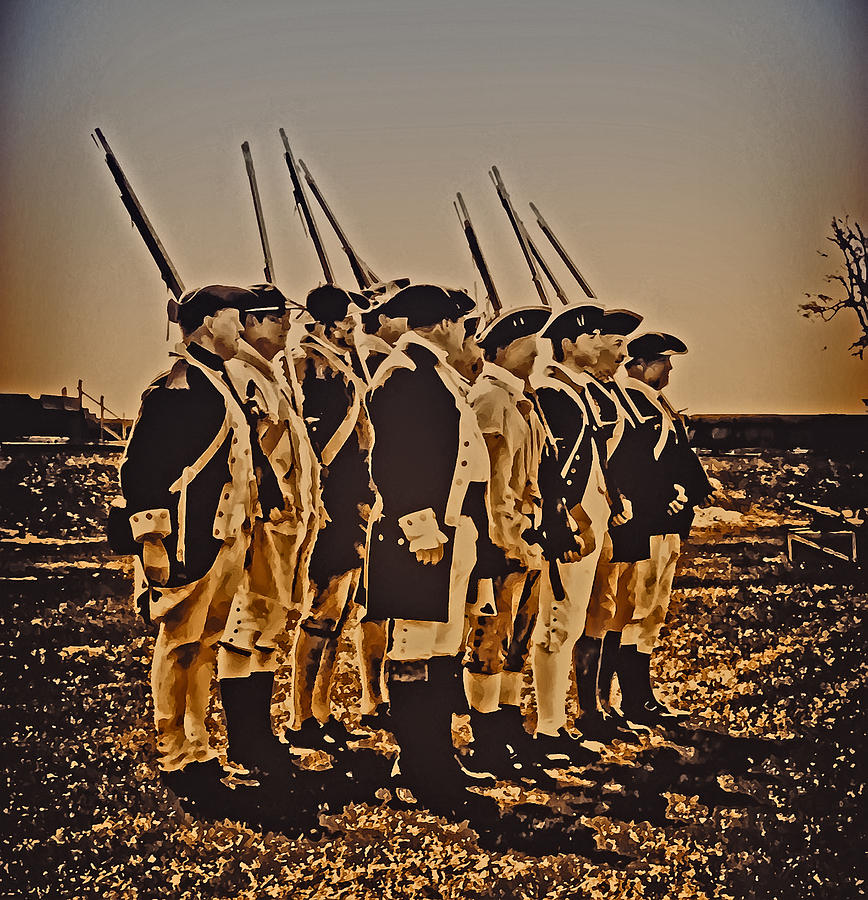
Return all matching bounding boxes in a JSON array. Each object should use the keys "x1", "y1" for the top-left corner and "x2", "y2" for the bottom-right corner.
[{"x1": 1, "y1": 0, "x2": 866, "y2": 418}]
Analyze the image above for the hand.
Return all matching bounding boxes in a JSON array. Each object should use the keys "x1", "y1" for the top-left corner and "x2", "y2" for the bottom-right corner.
[
  {"x1": 414, "y1": 544, "x2": 444, "y2": 565},
  {"x1": 611, "y1": 496, "x2": 633, "y2": 527},
  {"x1": 668, "y1": 483, "x2": 689, "y2": 516},
  {"x1": 142, "y1": 538, "x2": 170, "y2": 585}
]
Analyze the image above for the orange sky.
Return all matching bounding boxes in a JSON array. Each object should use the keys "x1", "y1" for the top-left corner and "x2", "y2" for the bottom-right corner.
[{"x1": 1, "y1": 0, "x2": 866, "y2": 417}]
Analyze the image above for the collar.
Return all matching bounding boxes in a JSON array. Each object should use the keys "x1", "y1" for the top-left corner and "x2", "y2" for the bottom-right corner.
[
  {"x1": 234, "y1": 339, "x2": 278, "y2": 378},
  {"x1": 394, "y1": 331, "x2": 451, "y2": 366},
  {"x1": 181, "y1": 341, "x2": 225, "y2": 372},
  {"x1": 481, "y1": 361, "x2": 527, "y2": 398}
]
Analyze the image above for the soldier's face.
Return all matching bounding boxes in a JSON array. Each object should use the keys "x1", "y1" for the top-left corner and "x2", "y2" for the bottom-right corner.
[
  {"x1": 207, "y1": 308, "x2": 243, "y2": 359},
  {"x1": 593, "y1": 334, "x2": 626, "y2": 378},
  {"x1": 645, "y1": 356, "x2": 673, "y2": 389},
  {"x1": 564, "y1": 329, "x2": 603, "y2": 369},
  {"x1": 495, "y1": 334, "x2": 538, "y2": 377},
  {"x1": 244, "y1": 313, "x2": 288, "y2": 360}
]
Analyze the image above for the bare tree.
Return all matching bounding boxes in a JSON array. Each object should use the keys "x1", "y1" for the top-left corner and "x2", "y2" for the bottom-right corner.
[{"x1": 801, "y1": 217, "x2": 868, "y2": 358}]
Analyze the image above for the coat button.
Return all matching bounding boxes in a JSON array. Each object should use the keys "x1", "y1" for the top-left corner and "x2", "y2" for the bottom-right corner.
[{"x1": 397, "y1": 538, "x2": 405, "y2": 546}]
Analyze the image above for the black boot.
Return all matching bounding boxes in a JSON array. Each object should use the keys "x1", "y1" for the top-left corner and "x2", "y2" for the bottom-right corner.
[
  {"x1": 221, "y1": 674, "x2": 291, "y2": 773},
  {"x1": 573, "y1": 635, "x2": 636, "y2": 742},
  {"x1": 617, "y1": 646, "x2": 687, "y2": 726},
  {"x1": 574, "y1": 635, "x2": 602, "y2": 715},
  {"x1": 598, "y1": 631, "x2": 621, "y2": 711},
  {"x1": 465, "y1": 709, "x2": 520, "y2": 779}
]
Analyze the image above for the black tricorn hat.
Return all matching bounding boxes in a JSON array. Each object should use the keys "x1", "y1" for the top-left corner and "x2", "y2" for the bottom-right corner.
[
  {"x1": 305, "y1": 284, "x2": 369, "y2": 325},
  {"x1": 540, "y1": 303, "x2": 604, "y2": 344},
  {"x1": 169, "y1": 284, "x2": 255, "y2": 330},
  {"x1": 626, "y1": 331, "x2": 688, "y2": 361},
  {"x1": 242, "y1": 283, "x2": 289, "y2": 317},
  {"x1": 478, "y1": 306, "x2": 552, "y2": 357},
  {"x1": 600, "y1": 308, "x2": 643, "y2": 336},
  {"x1": 376, "y1": 284, "x2": 475, "y2": 329}
]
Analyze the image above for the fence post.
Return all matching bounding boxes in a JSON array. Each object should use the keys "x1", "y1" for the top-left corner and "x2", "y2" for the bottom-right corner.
[
  {"x1": 77, "y1": 380, "x2": 83, "y2": 409},
  {"x1": 99, "y1": 395, "x2": 105, "y2": 444}
]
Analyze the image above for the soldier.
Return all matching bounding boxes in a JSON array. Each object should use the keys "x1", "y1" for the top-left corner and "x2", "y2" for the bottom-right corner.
[
  {"x1": 120, "y1": 285, "x2": 258, "y2": 772},
  {"x1": 217, "y1": 284, "x2": 322, "y2": 772},
  {"x1": 364, "y1": 283, "x2": 493, "y2": 814},
  {"x1": 574, "y1": 308, "x2": 651, "y2": 741},
  {"x1": 286, "y1": 285, "x2": 375, "y2": 751},
  {"x1": 460, "y1": 306, "x2": 552, "y2": 773},
  {"x1": 613, "y1": 331, "x2": 713, "y2": 724},
  {"x1": 529, "y1": 303, "x2": 622, "y2": 762}
]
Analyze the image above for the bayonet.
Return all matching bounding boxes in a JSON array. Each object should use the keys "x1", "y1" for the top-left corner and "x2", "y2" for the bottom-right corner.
[{"x1": 241, "y1": 141, "x2": 275, "y2": 285}]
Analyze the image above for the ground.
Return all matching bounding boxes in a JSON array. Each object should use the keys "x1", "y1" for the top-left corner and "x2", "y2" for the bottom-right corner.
[{"x1": 0, "y1": 447, "x2": 865, "y2": 899}]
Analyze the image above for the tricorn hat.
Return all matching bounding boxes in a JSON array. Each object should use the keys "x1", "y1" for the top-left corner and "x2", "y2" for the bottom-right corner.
[
  {"x1": 305, "y1": 284, "x2": 369, "y2": 325},
  {"x1": 600, "y1": 308, "x2": 643, "y2": 336},
  {"x1": 168, "y1": 284, "x2": 255, "y2": 331},
  {"x1": 478, "y1": 305, "x2": 552, "y2": 357},
  {"x1": 540, "y1": 303, "x2": 604, "y2": 344},
  {"x1": 376, "y1": 284, "x2": 475, "y2": 329},
  {"x1": 626, "y1": 331, "x2": 688, "y2": 361},
  {"x1": 241, "y1": 283, "x2": 290, "y2": 317}
]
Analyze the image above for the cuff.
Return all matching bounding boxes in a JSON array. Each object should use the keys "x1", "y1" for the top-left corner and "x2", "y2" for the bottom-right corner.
[
  {"x1": 129, "y1": 508, "x2": 172, "y2": 542},
  {"x1": 398, "y1": 508, "x2": 448, "y2": 552}
]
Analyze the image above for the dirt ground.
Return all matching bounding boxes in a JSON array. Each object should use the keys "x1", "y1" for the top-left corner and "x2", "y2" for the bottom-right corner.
[{"x1": 1, "y1": 447, "x2": 865, "y2": 899}]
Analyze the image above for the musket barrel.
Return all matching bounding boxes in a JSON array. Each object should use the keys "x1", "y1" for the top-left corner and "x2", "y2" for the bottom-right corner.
[
  {"x1": 489, "y1": 167, "x2": 549, "y2": 306},
  {"x1": 242, "y1": 141, "x2": 275, "y2": 285},
  {"x1": 455, "y1": 192, "x2": 502, "y2": 316},
  {"x1": 298, "y1": 157, "x2": 380, "y2": 290},
  {"x1": 529, "y1": 202, "x2": 597, "y2": 299},
  {"x1": 279, "y1": 128, "x2": 335, "y2": 284},
  {"x1": 94, "y1": 127, "x2": 185, "y2": 299}
]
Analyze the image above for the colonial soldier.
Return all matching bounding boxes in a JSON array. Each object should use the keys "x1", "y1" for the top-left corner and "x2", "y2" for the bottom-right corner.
[
  {"x1": 120, "y1": 285, "x2": 258, "y2": 772},
  {"x1": 574, "y1": 308, "x2": 652, "y2": 741},
  {"x1": 529, "y1": 303, "x2": 623, "y2": 760},
  {"x1": 217, "y1": 284, "x2": 322, "y2": 771},
  {"x1": 364, "y1": 284, "x2": 492, "y2": 814},
  {"x1": 286, "y1": 285, "x2": 375, "y2": 751},
  {"x1": 460, "y1": 306, "x2": 552, "y2": 773},
  {"x1": 613, "y1": 331, "x2": 713, "y2": 723}
]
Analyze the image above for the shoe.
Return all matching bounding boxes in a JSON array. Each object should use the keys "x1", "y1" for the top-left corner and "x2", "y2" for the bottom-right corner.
[
  {"x1": 286, "y1": 718, "x2": 331, "y2": 753},
  {"x1": 531, "y1": 728, "x2": 598, "y2": 767},
  {"x1": 357, "y1": 704, "x2": 392, "y2": 731},
  {"x1": 321, "y1": 718, "x2": 370, "y2": 746},
  {"x1": 575, "y1": 710, "x2": 639, "y2": 744}
]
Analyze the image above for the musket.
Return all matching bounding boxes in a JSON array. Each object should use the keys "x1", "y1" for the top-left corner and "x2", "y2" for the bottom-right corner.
[
  {"x1": 241, "y1": 141, "x2": 275, "y2": 285},
  {"x1": 454, "y1": 192, "x2": 502, "y2": 317},
  {"x1": 527, "y1": 232, "x2": 570, "y2": 305},
  {"x1": 279, "y1": 127, "x2": 335, "y2": 284},
  {"x1": 529, "y1": 202, "x2": 597, "y2": 299},
  {"x1": 489, "y1": 166, "x2": 549, "y2": 306},
  {"x1": 297, "y1": 158, "x2": 380, "y2": 290},
  {"x1": 92, "y1": 128, "x2": 185, "y2": 299}
]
